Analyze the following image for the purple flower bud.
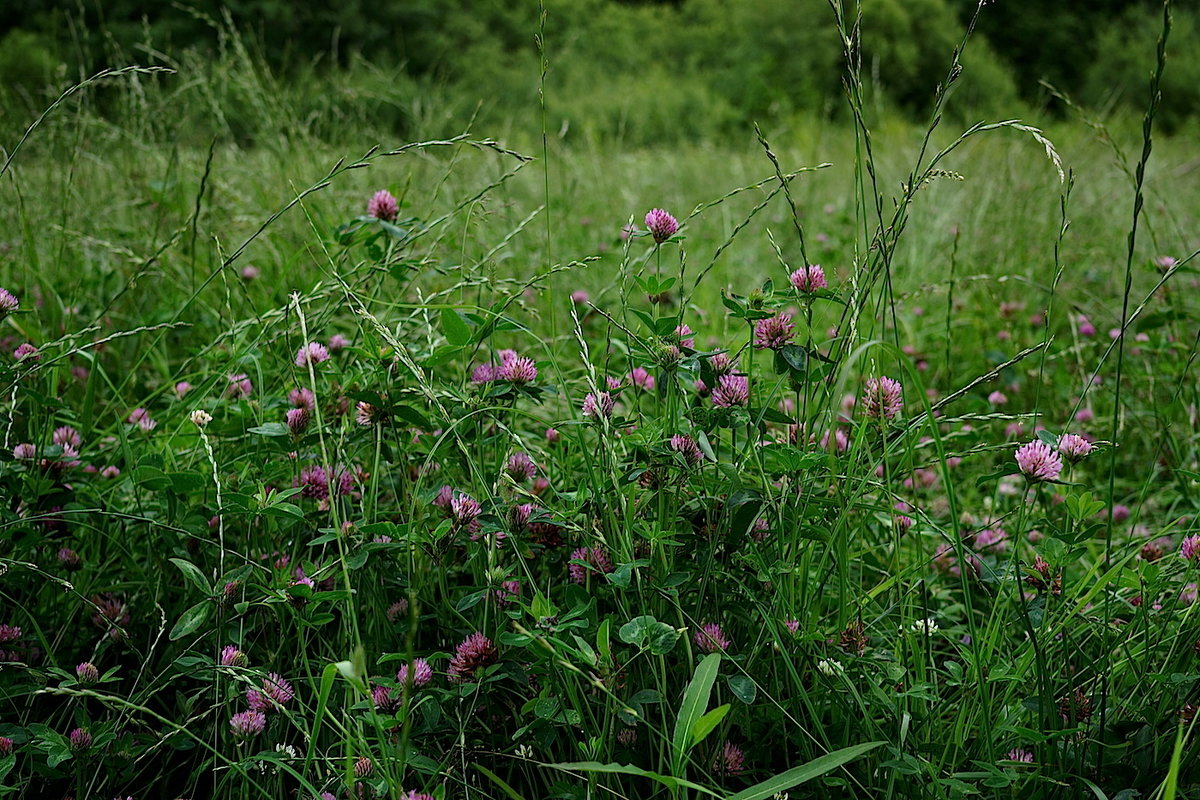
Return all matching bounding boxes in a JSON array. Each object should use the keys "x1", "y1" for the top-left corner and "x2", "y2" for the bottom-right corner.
[
  {"x1": 752, "y1": 313, "x2": 795, "y2": 350},
  {"x1": 286, "y1": 407, "x2": 310, "y2": 435},
  {"x1": 229, "y1": 710, "x2": 266, "y2": 739},
  {"x1": 396, "y1": 658, "x2": 433, "y2": 688},
  {"x1": 368, "y1": 190, "x2": 399, "y2": 222},
  {"x1": 447, "y1": 632, "x2": 497, "y2": 683},
  {"x1": 861, "y1": 377, "x2": 902, "y2": 420},
  {"x1": 58, "y1": 548, "x2": 81, "y2": 570},
  {"x1": 669, "y1": 434, "x2": 703, "y2": 467},
  {"x1": 386, "y1": 599, "x2": 410, "y2": 623},
  {"x1": 1182, "y1": 535, "x2": 1200, "y2": 563},
  {"x1": 1056, "y1": 433, "x2": 1093, "y2": 463},
  {"x1": 295, "y1": 342, "x2": 330, "y2": 367},
  {"x1": 789, "y1": 264, "x2": 827, "y2": 293},
  {"x1": 220, "y1": 645, "x2": 249, "y2": 668},
  {"x1": 582, "y1": 391, "x2": 615, "y2": 419},
  {"x1": 505, "y1": 452, "x2": 536, "y2": 482},
  {"x1": 227, "y1": 373, "x2": 253, "y2": 399},
  {"x1": 569, "y1": 547, "x2": 613, "y2": 584},
  {"x1": 127, "y1": 408, "x2": 157, "y2": 432},
  {"x1": 499, "y1": 356, "x2": 537, "y2": 383},
  {"x1": 694, "y1": 622, "x2": 730, "y2": 653},
  {"x1": 711, "y1": 375, "x2": 749, "y2": 408},
  {"x1": 69, "y1": 728, "x2": 92, "y2": 751},
  {"x1": 1014, "y1": 440, "x2": 1062, "y2": 482},
  {"x1": 644, "y1": 208, "x2": 678, "y2": 244}
]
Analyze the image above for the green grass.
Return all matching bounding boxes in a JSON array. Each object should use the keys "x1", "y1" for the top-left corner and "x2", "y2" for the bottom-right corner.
[{"x1": 2, "y1": 10, "x2": 1200, "y2": 800}]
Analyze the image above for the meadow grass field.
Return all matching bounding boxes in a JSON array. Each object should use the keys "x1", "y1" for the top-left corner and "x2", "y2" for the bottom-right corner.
[{"x1": 2, "y1": 5, "x2": 1200, "y2": 799}]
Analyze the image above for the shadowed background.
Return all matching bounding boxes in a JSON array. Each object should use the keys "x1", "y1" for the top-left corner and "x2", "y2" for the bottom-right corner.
[{"x1": 1, "y1": 0, "x2": 1198, "y2": 149}]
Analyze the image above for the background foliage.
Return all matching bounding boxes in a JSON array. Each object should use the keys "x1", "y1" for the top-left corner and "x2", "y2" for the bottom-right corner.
[
  {"x1": 1, "y1": 0, "x2": 1198, "y2": 146},
  {"x1": 2, "y1": 1, "x2": 1199, "y2": 798}
]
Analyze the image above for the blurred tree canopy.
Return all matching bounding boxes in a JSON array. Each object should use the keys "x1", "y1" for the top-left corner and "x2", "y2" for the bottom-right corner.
[{"x1": 0, "y1": 0, "x2": 1193, "y2": 137}]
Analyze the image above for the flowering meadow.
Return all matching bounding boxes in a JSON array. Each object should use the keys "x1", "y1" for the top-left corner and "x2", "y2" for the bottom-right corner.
[{"x1": 2, "y1": 6, "x2": 1200, "y2": 800}]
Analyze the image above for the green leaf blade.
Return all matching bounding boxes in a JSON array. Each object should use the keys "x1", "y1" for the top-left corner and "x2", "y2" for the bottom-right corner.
[{"x1": 727, "y1": 741, "x2": 885, "y2": 800}]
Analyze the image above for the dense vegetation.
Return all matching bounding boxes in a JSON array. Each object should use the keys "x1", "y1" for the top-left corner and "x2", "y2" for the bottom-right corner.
[
  {"x1": 2, "y1": 0, "x2": 1200, "y2": 144},
  {"x1": 1, "y1": 2, "x2": 1199, "y2": 799}
]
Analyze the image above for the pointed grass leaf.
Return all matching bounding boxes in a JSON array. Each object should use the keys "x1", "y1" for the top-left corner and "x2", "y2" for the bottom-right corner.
[
  {"x1": 690, "y1": 703, "x2": 730, "y2": 748},
  {"x1": 303, "y1": 662, "x2": 340, "y2": 777},
  {"x1": 726, "y1": 741, "x2": 885, "y2": 800},
  {"x1": 475, "y1": 764, "x2": 529, "y2": 800},
  {"x1": 672, "y1": 653, "x2": 722, "y2": 769},
  {"x1": 247, "y1": 422, "x2": 289, "y2": 437},
  {"x1": 546, "y1": 761, "x2": 721, "y2": 797}
]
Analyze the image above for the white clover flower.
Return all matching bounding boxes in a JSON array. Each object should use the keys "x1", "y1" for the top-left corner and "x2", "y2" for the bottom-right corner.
[
  {"x1": 817, "y1": 658, "x2": 844, "y2": 676},
  {"x1": 191, "y1": 409, "x2": 213, "y2": 427},
  {"x1": 906, "y1": 618, "x2": 939, "y2": 636}
]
